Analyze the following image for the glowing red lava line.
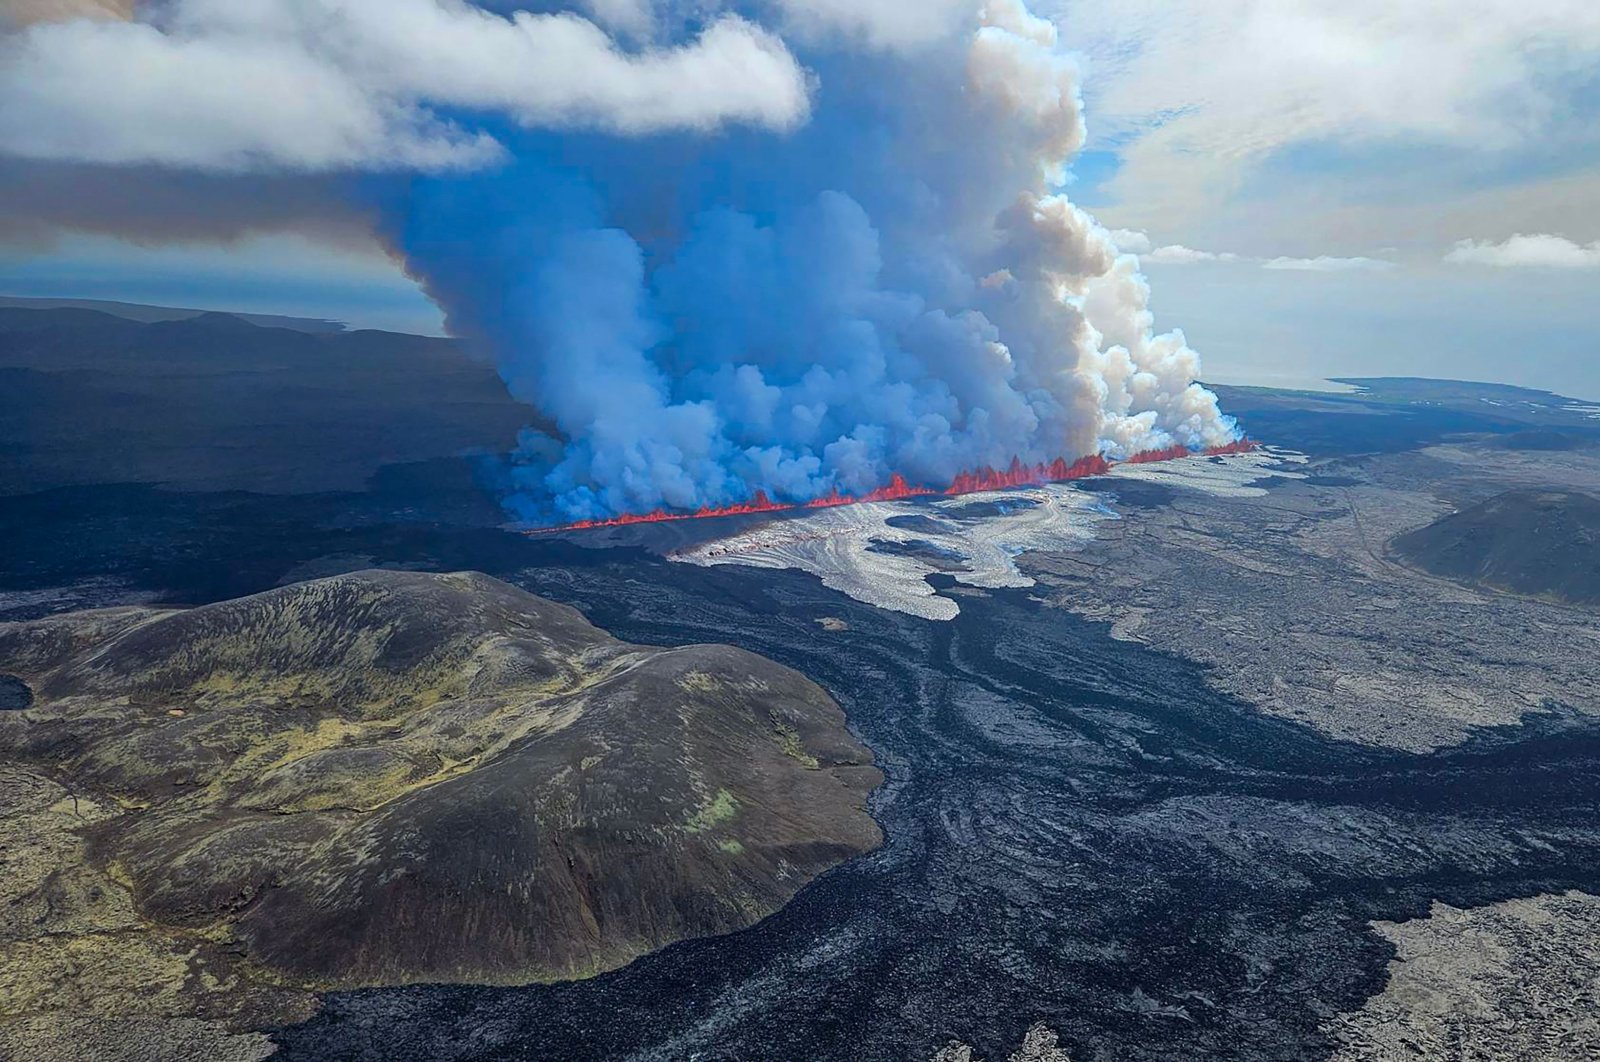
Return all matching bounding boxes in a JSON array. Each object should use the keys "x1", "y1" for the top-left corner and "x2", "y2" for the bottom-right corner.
[{"x1": 537, "y1": 439, "x2": 1259, "y2": 533}]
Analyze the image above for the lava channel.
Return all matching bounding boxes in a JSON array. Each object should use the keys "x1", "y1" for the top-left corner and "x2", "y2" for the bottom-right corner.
[{"x1": 535, "y1": 440, "x2": 1259, "y2": 533}]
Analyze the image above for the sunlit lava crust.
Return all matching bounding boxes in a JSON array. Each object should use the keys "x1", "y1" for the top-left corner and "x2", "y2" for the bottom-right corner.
[{"x1": 538, "y1": 440, "x2": 1259, "y2": 533}]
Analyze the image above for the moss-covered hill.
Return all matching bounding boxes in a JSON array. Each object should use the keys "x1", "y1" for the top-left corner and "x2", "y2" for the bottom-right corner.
[{"x1": 0, "y1": 571, "x2": 881, "y2": 1031}]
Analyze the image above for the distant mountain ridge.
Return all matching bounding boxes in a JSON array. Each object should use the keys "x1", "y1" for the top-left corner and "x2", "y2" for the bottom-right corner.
[
  {"x1": 0, "y1": 295, "x2": 346, "y2": 333},
  {"x1": 0, "y1": 304, "x2": 534, "y2": 495}
]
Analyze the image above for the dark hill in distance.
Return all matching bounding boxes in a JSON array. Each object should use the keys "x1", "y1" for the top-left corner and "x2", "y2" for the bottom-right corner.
[
  {"x1": 0, "y1": 570, "x2": 882, "y2": 990},
  {"x1": 1484, "y1": 429, "x2": 1600, "y2": 452},
  {"x1": 0, "y1": 305, "x2": 537, "y2": 496},
  {"x1": 1392, "y1": 490, "x2": 1600, "y2": 606},
  {"x1": 0, "y1": 294, "x2": 346, "y2": 333}
]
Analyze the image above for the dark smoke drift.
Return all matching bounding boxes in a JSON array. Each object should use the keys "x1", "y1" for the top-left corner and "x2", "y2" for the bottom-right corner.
[{"x1": 380, "y1": 1, "x2": 1242, "y2": 524}]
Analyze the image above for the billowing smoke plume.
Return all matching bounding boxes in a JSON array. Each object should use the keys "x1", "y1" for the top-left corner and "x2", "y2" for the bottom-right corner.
[
  {"x1": 1, "y1": 0, "x2": 1239, "y2": 523},
  {"x1": 385, "y1": 0, "x2": 1237, "y2": 521}
]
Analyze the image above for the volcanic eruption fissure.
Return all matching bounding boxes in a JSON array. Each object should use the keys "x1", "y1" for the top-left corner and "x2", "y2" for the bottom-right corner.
[
  {"x1": 539, "y1": 440, "x2": 1260, "y2": 533},
  {"x1": 374, "y1": 1, "x2": 1243, "y2": 525}
]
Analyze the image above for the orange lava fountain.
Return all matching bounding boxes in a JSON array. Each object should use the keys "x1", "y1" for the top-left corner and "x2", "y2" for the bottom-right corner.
[{"x1": 536, "y1": 439, "x2": 1258, "y2": 532}]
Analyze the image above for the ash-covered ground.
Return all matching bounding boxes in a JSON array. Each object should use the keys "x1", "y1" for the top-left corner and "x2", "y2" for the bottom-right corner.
[{"x1": 6, "y1": 364, "x2": 1600, "y2": 1060}]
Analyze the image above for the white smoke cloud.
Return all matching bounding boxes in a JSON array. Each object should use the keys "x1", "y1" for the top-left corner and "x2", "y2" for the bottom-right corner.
[
  {"x1": 1445, "y1": 234, "x2": 1600, "y2": 269},
  {"x1": 0, "y1": 0, "x2": 1244, "y2": 520},
  {"x1": 0, "y1": 0, "x2": 810, "y2": 171},
  {"x1": 387, "y1": 0, "x2": 1240, "y2": 520}
]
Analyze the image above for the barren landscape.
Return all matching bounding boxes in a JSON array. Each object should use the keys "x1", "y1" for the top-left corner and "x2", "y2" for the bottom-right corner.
[
  {"x1": 1330, "y1": 891, "x2": 1600, "y2": 1060},
  {"x1": 1027, "y1": 441, "x2": 1600, "y2": 750},
  {"x1": 5, "y1": 320, "x2": 1600, "y2": 1061},
  {"x1": 7, "y1": 0, "x2": 1600, "y2": 1053}
]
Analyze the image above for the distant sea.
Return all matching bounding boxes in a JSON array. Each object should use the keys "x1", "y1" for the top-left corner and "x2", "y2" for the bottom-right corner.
[{"x1": 1202, "y1": 371, "x2": 1361, "y2": 394}]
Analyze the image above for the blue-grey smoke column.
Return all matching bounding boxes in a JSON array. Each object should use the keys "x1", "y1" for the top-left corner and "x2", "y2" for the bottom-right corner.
[{"x1": 381, "y1": 2, "x2": 1239, "y2": 523}]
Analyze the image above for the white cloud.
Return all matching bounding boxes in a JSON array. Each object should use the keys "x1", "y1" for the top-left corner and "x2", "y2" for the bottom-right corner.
[
  {"x1": 1059, "y1": 0, "x2": 1600, "y2": 231},
  {"x1": 0, "y1": 0, "x2": 811, "y2": 172},
  {"x1": 1445, "y1": 233, "x2": 1600, "y2": 269},
  {"x1": 1144, "y1": 244, "x2": 1240, "y2": 264},
  {"x1": 1107, "y1": 227, "x2": 1152, "y2": 254},
  {"x1": 1262, "y1": 255, "x2": 1395, "y2": 272},
  {"x1": 1139, "y1": 244, "x2": 1395, "y2": 270}
]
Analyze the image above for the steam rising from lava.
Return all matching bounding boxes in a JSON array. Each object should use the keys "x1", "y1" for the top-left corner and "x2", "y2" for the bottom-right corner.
[{"x1": 383, "y1": 1, "x2": 1241, "y2": 523}]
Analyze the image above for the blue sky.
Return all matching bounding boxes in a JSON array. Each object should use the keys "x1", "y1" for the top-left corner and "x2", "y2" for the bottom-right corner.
[{"x1": 3, "y1": 0, "x2": 1598, "y2": 396}]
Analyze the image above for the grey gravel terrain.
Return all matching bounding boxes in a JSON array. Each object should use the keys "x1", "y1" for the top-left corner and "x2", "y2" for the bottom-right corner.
[
  {"x1": 1028, "y1": 443, "x2": 1600, "y2": 751},
  {"x1": 1330, "y1": 891, "x2": 1600, "y2": 1060}
]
